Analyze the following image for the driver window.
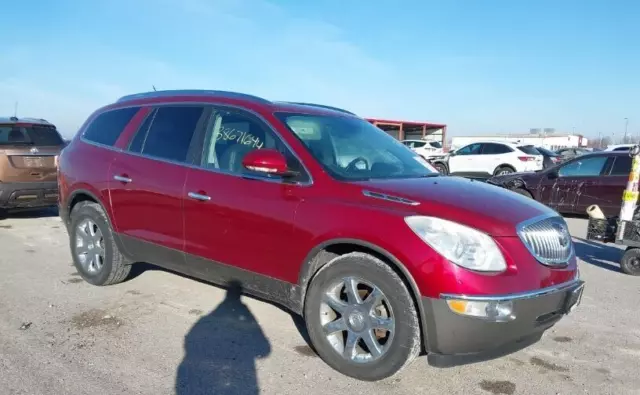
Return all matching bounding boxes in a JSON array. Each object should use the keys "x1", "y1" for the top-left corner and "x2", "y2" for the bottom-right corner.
[
  {"x1": 558, "y1": 156, "x2": 608, "y2": 177},
  {"x1": 456, "y1": 143, "x2": 482, "y2": 155},
  {"x1": 199, "y1": 109, "x2": 307, "y2": 181}
]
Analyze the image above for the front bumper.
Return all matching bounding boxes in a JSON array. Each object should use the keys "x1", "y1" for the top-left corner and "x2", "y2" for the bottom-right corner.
[
  {"x1": 422, "y1": 279, "x2": 585, "y2": 367},
  {"x1": 0, "y1": 181, "x2": 59, "y2": 209}
]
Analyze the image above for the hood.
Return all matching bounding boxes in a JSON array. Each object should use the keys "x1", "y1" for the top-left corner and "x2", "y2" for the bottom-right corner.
[{"x1": 356, "y1": 176, "x2": 556, "y2": 236}]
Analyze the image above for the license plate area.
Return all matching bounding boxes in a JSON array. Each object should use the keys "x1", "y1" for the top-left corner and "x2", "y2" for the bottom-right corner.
[
  {"x1": 23, "y1": 156, "x2": 47, "y2": 168},
  {"x1": 563, "y1": 284, "x2": 584, "y2": 314}
]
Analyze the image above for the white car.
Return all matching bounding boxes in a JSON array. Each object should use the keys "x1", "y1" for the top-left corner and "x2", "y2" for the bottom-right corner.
[
  {"x1": 604, "y1": 144, "x2": 636, "y2": 152},
  {"x1": 401, "y1": 139, "x2": 444, "y2": 158},
  {"x1": 445, "y1": 141, "x2": 544, "y2": 178}
]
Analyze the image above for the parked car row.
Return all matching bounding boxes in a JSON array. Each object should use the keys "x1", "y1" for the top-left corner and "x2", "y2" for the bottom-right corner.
[{"x1": 41, "y1": 89, "x2": 583, "y2": 381}]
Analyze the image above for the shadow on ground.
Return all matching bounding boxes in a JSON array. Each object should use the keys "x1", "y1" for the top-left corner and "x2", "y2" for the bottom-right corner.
[
  {"x1": 573, "y1": 237, "x2": 623, "y2": 273},
  {"x1": 0, "y1": 207, "x2": 58, "y2": 220},
  {"x1": 175, "y1": 280, "x2": 271, "y2": 395}
]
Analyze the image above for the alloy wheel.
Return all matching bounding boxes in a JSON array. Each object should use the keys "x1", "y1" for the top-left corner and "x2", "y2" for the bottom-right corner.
[
  {"x1": 75, "y1": 218, "x2": 105, "y2": 274},
  {"x1": 319, "y1": 276, "x2": 395, "y2": 363}
]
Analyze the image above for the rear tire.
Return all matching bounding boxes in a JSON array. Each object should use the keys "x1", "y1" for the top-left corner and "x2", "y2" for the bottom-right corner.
[
  {"x1": 494, "y1": 166, "x2": 515, "y2": 176},
  {"x1": 303, "y1": 252, "x2": 421, "y2": 381},
  {"x1": 69, "y1": 201, "x2": 131, "y2": 286},
  {"x1": 621, "y1": 247, "x2": 640, "y2": 276}
]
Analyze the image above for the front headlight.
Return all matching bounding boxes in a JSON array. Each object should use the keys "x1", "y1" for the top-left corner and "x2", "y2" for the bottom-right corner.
[{"x1": 404, "y1": 216, "x2": 507, "y2": 272}]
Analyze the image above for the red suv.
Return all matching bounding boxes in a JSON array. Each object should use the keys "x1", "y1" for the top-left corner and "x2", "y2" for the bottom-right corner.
[{"x1": 58, "y1": 90, "x2": 583, "y2": 381}]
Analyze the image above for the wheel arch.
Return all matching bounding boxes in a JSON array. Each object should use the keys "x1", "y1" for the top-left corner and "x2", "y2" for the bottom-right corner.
[
  {"x1": 297, "y1": 238, "x2": 430, "y2": 353},
  {"x1": 63, "y1": 189, "x2": 130, "y2": 258}
]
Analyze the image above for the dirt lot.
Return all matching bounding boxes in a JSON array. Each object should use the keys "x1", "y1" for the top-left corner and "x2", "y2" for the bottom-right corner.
[{"x1": 1, "y1": 210, "x2": 639, "y2": 395}]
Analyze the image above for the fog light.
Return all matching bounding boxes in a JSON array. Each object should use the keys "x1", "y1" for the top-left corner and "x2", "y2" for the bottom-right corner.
[{"x1": 446, "y1": 299, "x2": 515, "y2": 322}]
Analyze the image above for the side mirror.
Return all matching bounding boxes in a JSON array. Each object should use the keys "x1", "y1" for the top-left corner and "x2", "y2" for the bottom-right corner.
[
  {"x1": 242, "y1": 149, "x2": 294, "y2": 177},
  {"x1": 448, "y1": 150, "x2": 457, "y2": 156},
  {"x1": 548, "y1": 170, "x2": 559, "y2": 179}
]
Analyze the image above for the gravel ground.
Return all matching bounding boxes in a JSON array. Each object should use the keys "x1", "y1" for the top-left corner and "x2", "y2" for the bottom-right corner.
[{"x1": 0, "y1": 209, "x2": 639, "y2": 395}]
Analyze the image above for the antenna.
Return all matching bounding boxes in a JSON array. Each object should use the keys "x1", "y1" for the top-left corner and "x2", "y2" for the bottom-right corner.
[
  {"x1": 14, "y1": 101, "x2": 18, "y2": 118},
  {"x1": 152, "y1": 85, "x2": 157, "y2": 92}
]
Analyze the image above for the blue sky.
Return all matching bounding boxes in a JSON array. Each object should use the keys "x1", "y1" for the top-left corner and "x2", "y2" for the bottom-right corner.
[{"x1": 1, "y1": 0, "x2": 638, "y2": 139}]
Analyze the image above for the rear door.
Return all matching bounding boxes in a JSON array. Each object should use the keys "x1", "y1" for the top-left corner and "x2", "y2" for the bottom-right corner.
[
  {"x1": 480, "y1": 143, "x2": 514, "y2": 174},
  {"x1": 0, "y1": 123, "x2": 64, "y2": 183},
  {"x1": 109, "y1": 104, "x2": 210, "y2": 268}
]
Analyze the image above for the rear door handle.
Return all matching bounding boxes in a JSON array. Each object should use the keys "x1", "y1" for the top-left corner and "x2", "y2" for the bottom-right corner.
[
  {"x1": 113, "y1": 175, "x2": 132, "y2": 183},
  {"x1": 188, "y1": 192, "x2": 211, "y2": 201}
]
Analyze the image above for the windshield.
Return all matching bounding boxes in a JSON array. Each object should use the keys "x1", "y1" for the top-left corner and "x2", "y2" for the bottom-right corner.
[
  {"x1": 275, "y1": 113, "x2": 439, "y2": 181},
  {"x1": 429, "y1": 141, "x2": 442, "y2": 148},
  {"x1": 0, "y1": 124, "x2": 64, "y2": 146},
  {"x1": 517, "y1": 145, "x2": 540, "y2": 155},
  {"x1": 535, "y1": 146, "x2": 558, "y2": 156}
]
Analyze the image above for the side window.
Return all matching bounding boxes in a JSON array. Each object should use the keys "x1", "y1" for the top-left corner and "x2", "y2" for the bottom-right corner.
[
  {"x1": 128, "y1": 105, "x2": 206, "y2": 163},
  {"x1": 609, "y1": 156, "x2": 632, "y2": 175},
  {"x1": 558, "y1": 156, "x2": 608, "y2": 177},
  {"x1": 83, "y1": 107, "x2": 139, "y2": 146},
  {"x1": 199, "y1": 109, "x2": 308, "y2": 181},
  {"x1": 614, "y1": 146, "x2": 631, "y2": 152},
  {"x1": 482, "y1": 143, "x2": 512, "y2": 155},
  {"x1": 413, "y1": 141, "x2": 427, "y2": 148},
  {"x1": 456, "y1": 143, "x2": 482, "y2": 155}
]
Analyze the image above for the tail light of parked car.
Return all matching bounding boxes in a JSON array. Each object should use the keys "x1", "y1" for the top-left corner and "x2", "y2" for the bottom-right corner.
[{"x1": 517, "y1": 156, "x2": 536, "y2": 162}]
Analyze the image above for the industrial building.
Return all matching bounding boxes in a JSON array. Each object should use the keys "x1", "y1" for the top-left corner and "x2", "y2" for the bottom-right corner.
[
  {"x1": 366, "y1": 118, "x2": 447, "y2": 146},
  {"x1": 450, "y1": 130, "x2": 588, "y2": 151}
]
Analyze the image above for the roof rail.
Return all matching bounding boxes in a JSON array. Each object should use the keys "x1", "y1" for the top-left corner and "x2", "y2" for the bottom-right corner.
[
  {"x1": 277, "y1": 101, "x2": 356, "y2": 115},
  {"x1": 116, "y1": 89, "x2": 271, "y2": 104}
]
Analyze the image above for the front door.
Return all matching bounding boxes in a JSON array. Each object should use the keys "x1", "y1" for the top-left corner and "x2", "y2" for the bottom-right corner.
[
  {"x1": 538, "y1": 155, "x2": 609, "y2": 214},
  {"x1": 578, "y1": 155, "x2": 630, "y2": 217},
  {"x1": 448, "y1": 143, "x2": 482, "y2": 175},
  {"x1": 109, "y1": 104, "x2": 209, "y2": 268},
  {"x1": 182, "y1": 106, "x2": 310, "y2": 287}
]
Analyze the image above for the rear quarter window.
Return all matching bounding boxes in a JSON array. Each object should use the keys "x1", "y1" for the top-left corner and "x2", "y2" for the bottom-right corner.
[
  {"x1": 83, "y1": 107, "x2": 140, "y2": 146},
  {"x1": 517, "y1": 145, "x2": 540, "y2": 155}
]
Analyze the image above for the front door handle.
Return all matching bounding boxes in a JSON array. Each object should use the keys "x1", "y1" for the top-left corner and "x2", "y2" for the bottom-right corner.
[
  {"x1": 188, "y1": 192, "x2": 211, "y2": 201},
  {"x1": 114, "y1": 175, "x2": 132, "y2": 183}
]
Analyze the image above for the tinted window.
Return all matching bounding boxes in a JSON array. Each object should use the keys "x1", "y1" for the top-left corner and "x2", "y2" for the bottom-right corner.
[
  {"x1": 129, "y1": 105, "x2": 205, "y2": 163},
  {"x1": 614, "y1": 146, "x2": 631, "y2": 152},
  {"x1": 558, "y1": 156, "x2": 608, "y2": 177},
  {"x1": 413, "y1": 141, "x2": 427, "y2": 148},
  {"x1": 482, "y1": 143, "x2": 512, "y2": 154},
  {"x1": 609, "y1": 155, "x2": 632, "y2": 175},
  {"x1": 83, "y1": 107, "x2": 139, "y2": 146},
  {"x1": 429, "y1": 142, "x2": 442, "y2": 148},
  {"x1": 456, "y1": 143, "x2": 482, "y2": 155},
  {"x1": 0, "y1": 124, "x2": 64, "y2": 146},
  {"x1": 517, "y1": 145, "x2": 540, "y2": 155},
  {"x1": 200, "y1": 109, "x2": 307, "y2": 180}
]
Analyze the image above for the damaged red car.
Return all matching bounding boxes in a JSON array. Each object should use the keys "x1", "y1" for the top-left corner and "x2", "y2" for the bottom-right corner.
[
  {"x1": 58, "y1": 90, "x2": 583, "y2": 381},
  {"x1": 487, "y1": 151, "x2": 631, "y2": 217}
]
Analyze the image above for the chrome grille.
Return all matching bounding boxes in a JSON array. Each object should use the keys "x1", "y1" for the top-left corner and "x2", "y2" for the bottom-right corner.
[{"x1": 517, "y1": 214, "x2": 573, "y2": 266}]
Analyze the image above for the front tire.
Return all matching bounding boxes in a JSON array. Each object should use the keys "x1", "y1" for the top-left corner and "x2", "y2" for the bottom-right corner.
[
  {"x1": 433, "y1": 162, "x2": 448, "y2": 175},
  {"x1": 621, "y1": 247, "x2": 640, "y2": 276},
  {"x1": 69, "y1": 201, "x2": 131, "y2": 286},
  {"x1": 304, "y1": 252, "x2": 421, "y2": 381}
]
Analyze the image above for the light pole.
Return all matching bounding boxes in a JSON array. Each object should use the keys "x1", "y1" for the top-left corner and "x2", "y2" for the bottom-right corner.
[{"x1": 624, "y1": 118, "x2": 629, "y2": 143}]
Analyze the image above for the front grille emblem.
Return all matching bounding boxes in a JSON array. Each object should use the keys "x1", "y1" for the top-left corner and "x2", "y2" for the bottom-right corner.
[
  {"x1": 552, "y1": 222, "x2": 570, "y2": 247},
  {"x1": 30, "y1": 147, "x2": 39, "y2": 154}
]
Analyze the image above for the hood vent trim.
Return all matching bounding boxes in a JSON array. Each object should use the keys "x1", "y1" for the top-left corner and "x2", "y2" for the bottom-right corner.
[{"x1": 362, "y1": 190, "x2": 420, "y2": 206}]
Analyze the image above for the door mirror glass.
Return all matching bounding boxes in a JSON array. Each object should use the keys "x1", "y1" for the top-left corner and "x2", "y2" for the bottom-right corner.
[{"x1": 242, "y1": 149, "x2": 292, "y2": 177}]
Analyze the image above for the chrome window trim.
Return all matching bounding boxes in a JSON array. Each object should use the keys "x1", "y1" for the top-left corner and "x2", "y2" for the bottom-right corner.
[
  {"x1": 440, "y1": 278, "x2": 584, "y2": 302},
  {"x1": 516, "y1": 212, "x2": 574, "y2": 266},
  {"x1": 80, "y1": 101, "x2": 314, "y2": 187}
]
